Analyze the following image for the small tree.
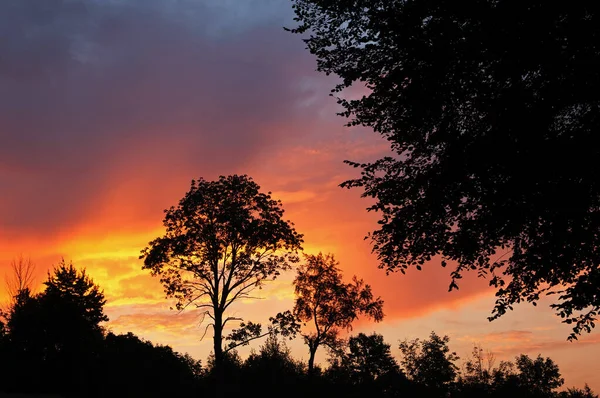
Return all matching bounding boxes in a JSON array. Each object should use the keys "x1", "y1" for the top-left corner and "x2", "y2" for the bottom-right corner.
[
  {"x1": 515, "y1": 354, "x2": 564, "y2": 396},
  {"x1": 141, "y1": 175, "x2": 303, "y2": 372},
  {"x1": 560, "y1": 385, "x2": 599, "y2": 398},
  {"x1": 461, "y1": 344, "x2": 496, "y2": 386},
  {"x1": 4, "y1": 255, "x2": 36, "y2": 308},
  {"x1": 293, "y1": 252, "x2": 384, "y2": 374},
  {"x1": 336, "y1": 333, "x2": 401, "y2": 384},
  {"x1": 43, "y1": 260, "x2": 108, "y2": 336},
  {"x1": 243, "y1": 335, "x2": 304, "y2": 389},
  {"x1": 399, "y1": 331, "x2": 459, "y2": 394}
]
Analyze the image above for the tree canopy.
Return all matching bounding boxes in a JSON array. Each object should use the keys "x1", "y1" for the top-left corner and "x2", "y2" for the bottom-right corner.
[
  {"x1": 5, "y1": 260, "x2": 108, "y2": 395},
  {"x1": 293, "y1": 252, "x2": 384, "y2": 373},
  {"x1": 329, "y1": 333, "x2": 402, "y2": 382},
  {"x1": 289, "y1": 0, "x2": 600, "y2": 338},
  {"x1": 141, "y1": 174, "x2": 303, "y2": 371},
  {"x1": 399, "y1": 331, "x2": 459, "y2": 394}
]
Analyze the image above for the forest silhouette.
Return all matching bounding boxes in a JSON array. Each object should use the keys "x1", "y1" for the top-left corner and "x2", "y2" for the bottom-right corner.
[{"x1": 0, "y1": 176, "x2": 597, "y2": 398}]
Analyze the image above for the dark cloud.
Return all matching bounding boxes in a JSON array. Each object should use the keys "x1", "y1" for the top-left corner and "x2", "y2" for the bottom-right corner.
[{"x1": 0, "y1": 0, "x2": 320, "y2": 236}]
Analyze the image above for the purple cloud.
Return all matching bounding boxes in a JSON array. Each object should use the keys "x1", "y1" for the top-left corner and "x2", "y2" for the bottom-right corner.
[{"x1": 0, "y1": 0, "x2": 323, "y2": 237}]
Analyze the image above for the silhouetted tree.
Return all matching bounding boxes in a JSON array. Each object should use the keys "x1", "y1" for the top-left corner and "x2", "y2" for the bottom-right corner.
[
  {"x1": 4, "y1": 256, "x2": 36, "y2": 308},
  {"x1": 293, "y1": 252, "x2": 384, "y2": 374},
  {"x1": 289, "y1": 0, "x2": 600, "y2": 338},
  {"x1": 328, "y1": 333, "x2": 407, "y2": 397},
  {"x1": 455, "y1": 346, "x2": 529, "y2": 398},
  {"x1": 343, "y1": 333, "x2": 400, "y2": 383},
  {"x1": 399, "y1": 331, "x2": 459, "y2": 396},
  {"x1": 43, "y1": 260, "x2": 108, "y2": 335},
  {"x1": 100, "y1": 332, "x2": 202, "y2": 398},
  {"x1": 141, "y1": 175, "x2": 303, "y2": 376},
  {"x1": 457, "y1": 344, "x2": 496, "y2": 395},
  {"x1": 6, "y1": 260, "x2": 107, "y2": 396},
  {"x1": 560, "y1": 385, "x2": 599, "y2": 398},
  {"x1": 515, "y1": 354, "x2": 564, "y2": 397},
  {"x1": 242, "y1": 335, "x2": 306, "y2": 398}
]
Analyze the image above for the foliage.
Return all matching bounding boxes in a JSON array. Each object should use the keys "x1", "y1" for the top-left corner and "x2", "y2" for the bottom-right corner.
[
  {"x1": 327, "y1": 332, "x2": 407, "y2": 397},
  {"x1": 0, "y1": 271, "x2": 595, "y2": 398},
  {"x1": 243, "y1": 335, "x2": 306, "y2": 395},
  {"x1": 100, "y1": 332, "x2": 202, "y2": 398},
  {"x1": 459, "y1": 344, "x2": 496, "y2": 389},
  {"x1": 399, "y1": 331, "x2": 459, "y2": 394},
  {"x1": 42, "y1": 259, "x2": 108, "y2": 335},
  {"x1": 293, "y1": 252, "x2": 384, "y2": 373},
  {"x1": 4, "y1": 260, "x2": 108, "y2": 396},
  {"x1": 559, "y1": 385, "x2": 599, "y2": 398},
  {"x1": 141, "y1": 174, "x2": 303, "y2": 369},
  {"x1": 515, "y1": 354, "x2": 564, "y2": 396},
  {"x1": 289, "y1": 0, "x2": 600, "y2": 338},
  {"x1": 338, "y1": 333, "x2": 401, "y2": 383},
  {"x1": 224, "y1": 310, "x2": 300, "y2": 352}
]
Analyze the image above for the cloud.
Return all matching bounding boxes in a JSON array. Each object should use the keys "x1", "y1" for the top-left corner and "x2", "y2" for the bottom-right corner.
[
  {"x1": 479, "y1": 330, "x2": 534, "y2": 343},
  {"x1": 0, "y1": 0, "x2": 325, "y2": 241}
]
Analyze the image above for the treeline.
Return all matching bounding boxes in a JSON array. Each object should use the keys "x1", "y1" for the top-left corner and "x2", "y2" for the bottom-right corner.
[{"x1": 0, "y1": 259, "x2": 595, "y2": 398}]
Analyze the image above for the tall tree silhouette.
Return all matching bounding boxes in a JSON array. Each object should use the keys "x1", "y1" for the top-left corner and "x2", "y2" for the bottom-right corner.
[
  {"x1": 293, "y1": 253, "x2": 383, "y2": 374},
  {"x1": 141, "y1": 175, "x2": 303, "y2": 375},
  {"x1": 289, "y1": 0, "x2": 600, "y2": 337}
]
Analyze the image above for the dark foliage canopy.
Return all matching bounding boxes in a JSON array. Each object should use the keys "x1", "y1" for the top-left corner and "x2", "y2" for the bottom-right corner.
[
  {"x1": 289, "y1": 0, "x2": 600, "y2": 338},
  {"x1": 5, "y1": 260, "x2": 108, "y2": 396},
  {"x1": 399, "y1": 331, "x2": 459, "y2": 393},
  {"x1": 327, "y1": 332, "x2": 406, "y2": 395}
]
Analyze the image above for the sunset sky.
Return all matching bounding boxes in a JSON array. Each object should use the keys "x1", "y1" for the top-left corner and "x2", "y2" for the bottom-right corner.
[{"x1": 1, "y1": 0, "x2": 598, "y2": 390}]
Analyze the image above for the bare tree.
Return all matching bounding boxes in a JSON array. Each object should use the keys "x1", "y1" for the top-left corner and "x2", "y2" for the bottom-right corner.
[
  {"x1": 5, "y1": 255, "x2": 36, "y2": 306},
  {"x1": 461, "y1": 343, "x2": 496, "y2": 386}
]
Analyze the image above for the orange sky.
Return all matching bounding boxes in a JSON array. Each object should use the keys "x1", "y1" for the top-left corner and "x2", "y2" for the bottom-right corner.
[{"x1": 0, "y1": 0, "x2": 598, "y2": 391}]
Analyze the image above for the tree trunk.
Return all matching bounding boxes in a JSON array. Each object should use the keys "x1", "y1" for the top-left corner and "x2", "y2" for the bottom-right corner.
[
  {"x1": 308, "y1": 342, "x2": 318, "y2": 375},
  {"x1": 213, "y1": 308, "x2": 224, "y2": 397}
]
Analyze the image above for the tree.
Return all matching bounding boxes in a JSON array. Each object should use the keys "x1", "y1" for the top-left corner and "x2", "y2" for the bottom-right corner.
[
  {"x1": 560, "y1": 385, "x2": 599, "y2": 398},
  {"x1": 515, "y1": 354, "x2": 564, "y2": 397},
  {"x1": 42, "y1": 259, "x2": 108, "y2": 337},
  {"x1": 6, "y1": 260, "x2": 108, "y2": 395},
  {"x1": 293, "y1": 252, "x2": 384, "y2": 373},
  {"x1": 331, "y1": 333, "x2": 402, "y2": 383},
  {"x1": 399, "y1": 331, "x2": 459, "y2": 395},
  {"x1": 141, "y1": 175, "x2": 303, "y2": 372},
  {"x1": 289, "y1": 0, "x2": 600, "y2": 338},
  {"x1": 4, "y1": 255, "x2": 36, "y2": 308},
  {"x1": 327, "y1": 333, "x2": 407, "y2": 397},
  {"x1": 456, "y1": 345, "x2": 520, "y2": 398},
  {"x1": 242, "y1": 335, "x2": 306, "y2": 396},
  {"x1": 100, "y1": 332, "x2": 202, "y2": 398},
  {"x1": 461, "y1": 344, "x2": 496, "y2": 387}
]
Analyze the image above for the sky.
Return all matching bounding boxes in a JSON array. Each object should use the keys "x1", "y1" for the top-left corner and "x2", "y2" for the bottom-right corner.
[{"x1": 1, "y1": 0, "x2": 598, "y2": 390}]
